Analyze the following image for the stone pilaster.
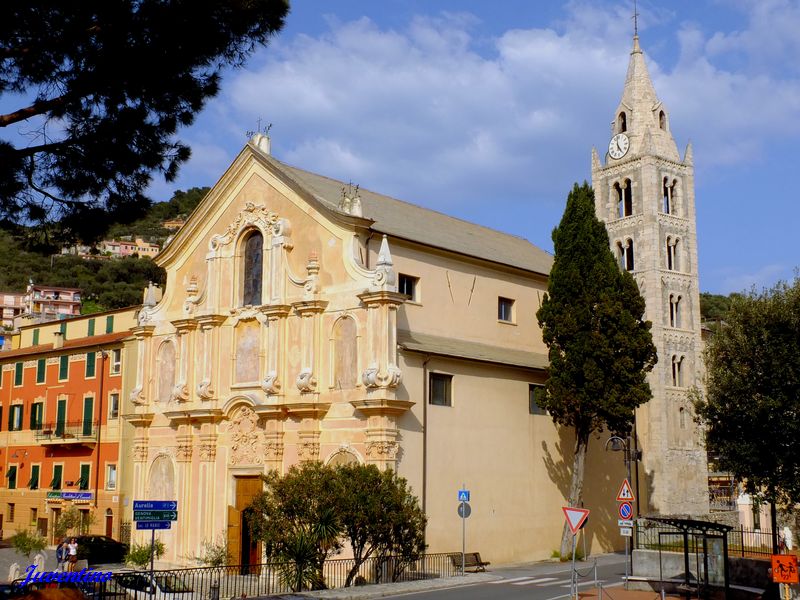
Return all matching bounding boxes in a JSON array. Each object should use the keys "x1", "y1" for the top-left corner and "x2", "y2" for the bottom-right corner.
[
  {"x1": 130, "y1": 326, "x2": 155, "y2": 405},
  {"x1": 196, "y1": 315, "x2": 227, "y2": 401},
  {"x1": 171, "y1": 319, "x2": 198, "y2": 402},
  {"x1": 260, "y1": 305, "x2": 291, "y2": 399}
]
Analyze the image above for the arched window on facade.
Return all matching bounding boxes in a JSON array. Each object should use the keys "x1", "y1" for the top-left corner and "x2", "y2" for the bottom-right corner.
[
  {"x1": 241, "y1": 230, "x2": 264, "y2": 306},
  {"x1": 669, "y1": 294, "x2": 682, "y2": 328},
  {"x1": 671, "y1": 355, "x2": 684, "y2": 387},
  {"x1": 615, "y1": 181, "x2": 633, "y2": 218},
  {"x1": 618, "y1": 112, "x2": 627, "y2": 133},
  {"x1": 659, "y1": 110, "x2": 667, "y2": 130},
  {"x1": 679, "y1": 406, "x2": 687, "y2": 429},
  {"x1": 624, "y1": 238, "x2": 635, "y2": 271},
  {"x1": 666, "y1": 237, "x2": 680, "y2": 271},
  {"x1": 332, "y1": 317, "x2": 358, "y2": 390},
  {"x1": 156, "y1": 340, "x2": 176, "y2": 403},
  {"x1": 662, "y1": 178, "x2": 672, "y2": 214}
]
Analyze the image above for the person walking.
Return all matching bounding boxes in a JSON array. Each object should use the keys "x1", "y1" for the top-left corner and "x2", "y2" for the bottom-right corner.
[
  {"x1": 55, "y1": 539, "x2": 68, "y2": 572},
  {"x1": 66, "y1": 537, "x2": 78, "y2": 572}
]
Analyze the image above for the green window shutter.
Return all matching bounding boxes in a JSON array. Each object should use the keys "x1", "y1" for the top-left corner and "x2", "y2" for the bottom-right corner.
[
  {"x1": 59, "y1": 321, "x2": 66, "y2": 336},
  {"x1": 14, "y1": 362, "x2": 23, "y2": 385},
  {"x1": 51, "y1": 465, "x2": 62, "y2": 490},
  {"x1": 105, "y1": 315, "x2": 114, "y2": 333},
  {"x1": 7, "y1": 406, "x2": 13, "y2": 430},
  {"x1": 85, "y1": 352, "x2": 96, "y2": 377},
  {"x1": 29, "y1": 465, "x2": 39, "y2": 490},
  {"x1": 7, "y1": 465, "x2": 17, "y2": 489},
  {"x1": 30, "y1": 403, "x2": 42, "y2": 430},
  {"x1": 79, "y1": 464, "x2": 91, "y2": 490},
  {"x1": 88, "y1": 319, "x2": 95, "y2": 336},
  {"x1": 36, "y1": 358, "x2": 46, "y2": 383},
  {"x1": 55, "y1": 399, "x2": 66, "y2": 436},
  {"x1": 59, "y1": 355, "x2": 69, "y2": 379},
  {"x1": 32, "y1": 329, "x2": 39, "y2": 345},
  {"x1": 82, "y1": 397, "x2": 94, "y2": 436}
]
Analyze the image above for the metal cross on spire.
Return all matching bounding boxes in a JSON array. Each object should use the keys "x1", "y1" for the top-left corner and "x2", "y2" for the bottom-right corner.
[{"x1": 632, "y1": 0, "x2": 640, "y2": 37}]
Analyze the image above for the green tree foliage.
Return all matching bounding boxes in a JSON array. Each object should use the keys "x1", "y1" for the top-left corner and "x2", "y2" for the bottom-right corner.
[
  {"x1": 246, "y1": 462, "x2": 426, "y2": 591},
  {"x1": 125, "y1": 540, "x2": 165, "y2": 568},
  {"x1": 694, "y1": 278, "x2": 800, "y2": 507},
  {"x1": 53, "y1": 507, "x2": 95, "y2": 540},
  {"x1": 0, "y1": 2, "x2": 288, "y2": 243},
  {"x1": 10, "y1": 529, "x2": 47, "y2": 559},
  {"x1": 699, "y1": 292, "x2": 738, "y2": 323},
  {"x1": 0, "y1": 230, "x2": 165, "y2": 313},
  {"x1": 107, "y1": 187, "x2": 209, "y2": 241},
  {"x1": 536, "y1": 182, "x2": 657, "y2": 556}
]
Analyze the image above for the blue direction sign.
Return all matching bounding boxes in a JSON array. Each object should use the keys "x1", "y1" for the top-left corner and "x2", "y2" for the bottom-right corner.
[
  {"x1": 458, "y1": 489, "x2": 470, "y2": 502},
  {"x1": 133, "y1": 500, "x2": 177, "y2": 511},
  {"x1": 61, "y1": 492, "x2": 93, "y2": 501},
  {"x1": 134, "y1": 510, "x2": 177, "y2": 521},
  {"x1": 136, "y1": 521, "x2": 171, "y2": 530}
]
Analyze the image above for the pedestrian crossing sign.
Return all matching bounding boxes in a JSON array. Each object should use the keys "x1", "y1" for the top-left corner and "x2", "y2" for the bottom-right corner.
[
  {"x1": 616, "y1": 478, "x2": 635, "y2": 502},
  {"x1": 458, "y1": 489, "x2": 470, "y2": 502}
]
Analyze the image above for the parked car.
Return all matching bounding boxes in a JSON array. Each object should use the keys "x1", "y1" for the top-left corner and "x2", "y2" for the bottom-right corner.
[
  {"x1": 75, "y1": 536, "x2": 129, "y2": 566},
  {"x1": 9, "y1": 578, "x2": 127, "y2": 600},
  {"x1": 114, "y1": 572, "x2": 193, "y2": 600}
]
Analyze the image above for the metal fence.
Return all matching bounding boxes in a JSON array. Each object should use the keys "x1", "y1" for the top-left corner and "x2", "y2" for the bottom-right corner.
[
  {"x1": 636, "y1": 522, "x2": 776, "y2": 558},
  {"x1": 110, "y1": 552, "x2": 461, "y2": 599}
]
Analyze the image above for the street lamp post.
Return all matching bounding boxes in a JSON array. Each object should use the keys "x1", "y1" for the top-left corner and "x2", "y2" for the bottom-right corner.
[{"x1": 605, "y1": 435, "x2": 633, "y2": 587}]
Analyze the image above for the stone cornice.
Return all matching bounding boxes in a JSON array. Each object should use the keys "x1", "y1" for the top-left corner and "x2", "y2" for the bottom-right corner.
[
  {"x1": 350, "y1": 398, "x2": 414, "y2": 417},
  {"x1": 163, "y1": 408, "x2": 224, "y2": 424},
  {"x1": 123, "y1": 412, "x2": 154, "y2": 427}
]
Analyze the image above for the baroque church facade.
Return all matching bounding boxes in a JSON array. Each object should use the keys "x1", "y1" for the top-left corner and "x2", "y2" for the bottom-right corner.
[{"x1": 123, "y1": 36, "x2": 708, "y2": 565}]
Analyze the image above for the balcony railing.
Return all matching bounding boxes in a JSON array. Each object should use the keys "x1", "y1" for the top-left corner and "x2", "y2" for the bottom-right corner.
[{"x1": 34, "y1": 420, "x2": 99, "y2": 443}]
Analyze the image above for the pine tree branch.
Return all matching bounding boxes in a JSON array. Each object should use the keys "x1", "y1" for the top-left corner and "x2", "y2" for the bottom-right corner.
[{"x1": 0, "y1": 95, "x2": 68, "y2": 127}]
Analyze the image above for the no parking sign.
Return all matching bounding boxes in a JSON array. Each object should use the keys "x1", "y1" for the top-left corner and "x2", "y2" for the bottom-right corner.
[{"x1": 618, "y1": 502, "x2": 633, "y2": 520}]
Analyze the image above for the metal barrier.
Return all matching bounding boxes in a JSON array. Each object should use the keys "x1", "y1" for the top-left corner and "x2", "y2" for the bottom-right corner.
[
  {"x1": 110, "y1": 552, "x2": 461, "y2": 598},
  {"x1": 636, "y1": 522, "x2": 775, "y2": 558}
]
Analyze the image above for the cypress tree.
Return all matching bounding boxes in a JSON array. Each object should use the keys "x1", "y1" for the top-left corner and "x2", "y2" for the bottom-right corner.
[{"x1": 536, "y1": 182, "x2": 657, "y2": 556}]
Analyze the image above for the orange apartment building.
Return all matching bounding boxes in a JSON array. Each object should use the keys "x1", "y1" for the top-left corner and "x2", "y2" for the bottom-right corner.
[{"x1": 0, "y1": 307, "x2": 138, "y2": 542}]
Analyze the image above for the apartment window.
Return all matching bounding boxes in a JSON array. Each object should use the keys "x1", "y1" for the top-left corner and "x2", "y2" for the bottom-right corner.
[
  {"x1": 398, "y1": 274, "x2": 419, "y2": 301},
  {"x1": 51, "y1": 465, "x2": 63, "y2": 490},
  {"x1": 108, "y1": 393, "x2": 120, "y2": 420},
  {"x1": 78, "y1": 464, "x2": 91, "y2": 491},
  {"x1": 86, "y1": 352, "x2": 96, "y2": 378},
  {"x1": 36, "y1": 358, "x2": 46, "y2": 383},
  {"x1": 498, "y1": 297, "x2": 515, "y2": 322},
  {"x1": 30, "y1": 507, "x2": 37, "y2": 526},
  {"x1": 6, "y1": 465, "x2": 17, "y2": 490},
  {"x1": 14, "y1": 362, "x2": 23, "y2": 386},
  {"x1": 59, "y1": 355, "x2": 69, "y2": 380},
  {"x1": 106, "y1": 464, "x2": 117, "y2": 491},
  {"x1": 30, "y1": 402, "x2": 43, "y2": 430},
  {"x1": 7, "y1": 503, "x2": 14, "y2": 523},
  {"x1": 529, "y1": 384, "x2": 547, "y2": 415},
  {"x1": 29, "y1": 465, "x2": 40, "y2": 490},
  {"x1": 9, "y1": 405, "x2": 23, "y2": 431},
  {"x1": 105, "y1": 315, "x2": 114, "y2": 334},
  {"x1": 32, "y1": 329, "x2": 40, "y2": 345},
  {"x1": 110, "y1": 348, "x2": 122, "y2": 374},
  {"x1": 87, "y1": 319, "x2": 95, "y2": 336},
  {"x1": 429, "y1": 373, "x2": 452, "y2": 407}
]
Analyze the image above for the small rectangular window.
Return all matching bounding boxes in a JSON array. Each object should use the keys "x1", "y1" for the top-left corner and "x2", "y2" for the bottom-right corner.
[
  {"x1": 109, "y1": 393, "x2": 120, "y2": 420},
  {"x1": 30, "y1": 507, "x2": 37, "y2": 526},
  {"x1": 498, "y1": 297, "x2": 515, "y2": 322},
  {"x1": 51, "y1": 465, "x2": 63, "y2": 490},
  {"x1": 529, "y1": 384, "x2": 547, "y2": 415},
  {"x1": 78, "y1": 464, "x2": 91, "y2": 490},
  {"x1": 30, "y1": 402, "x2": 43, "y2": 430},
  {"x1": 398, "y1": 274, "x2": 419, "y2": 301},
  {"x1": 29, "y1": 465, "x2": 40, "y2": 490},
  {"x1": 9, "y1": 405, "x2": 23, "y2": 431},
  {"x1": 32, "y1": 329, "x2": 40, "y2": 345},
  {"x1": 106, "y1": 464, "x2": 117, "y2": 491},
  {"x1": 87, "y1": 319, "x2": 95, "y2": 336},
  {"x1": 7, "y1": 465, "x2": 17, "y2": 490},
  {"x1": 14, "y1": 362, "x2": 23, "y2": 386},
  {"x1": 110, "y1": 348, "x2": 122, "y2": 375},
  {"x1": 429, "y1": 373, "x2": 452, "y2": 407},
  {"x1": 59, "y1": 355, "x2": 69, "y2": 380},
  {"x1": 7, "y1": 503, "x2": 15, "y2": 523},
  {"x1": 86, "y1": 352, "x2": 96, "y2": 378},
  {"x1": 105, "y1": 315, "x2": 114, "y2": 334},
  {"x1": 36, "y1": 358, "x2": 46, "y2": 383}
]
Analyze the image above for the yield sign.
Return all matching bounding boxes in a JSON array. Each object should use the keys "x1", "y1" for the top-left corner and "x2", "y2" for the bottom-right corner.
[
  {"x1": 616, "y1": 479, "x2": 635, "y2": 502},
  {"x1": 562, "y1": 506, "x2": 590, "y2": 534}
]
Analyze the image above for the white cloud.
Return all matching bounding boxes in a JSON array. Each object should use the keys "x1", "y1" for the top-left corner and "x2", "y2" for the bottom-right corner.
[{"x1": 717, "y1": 263, "x2": 790, "y2": 295}]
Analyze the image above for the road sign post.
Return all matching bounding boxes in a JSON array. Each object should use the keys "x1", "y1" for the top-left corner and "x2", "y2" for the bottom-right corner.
[
  {"x1": 562, "y1": 507, "x2": 590, "y2": 600},
  {"x1": 134, "y1": 500, "x2": 178, "y2": 599},
  {"x1": 458, "y1": 486, "x2": 470, "y2": 575}
]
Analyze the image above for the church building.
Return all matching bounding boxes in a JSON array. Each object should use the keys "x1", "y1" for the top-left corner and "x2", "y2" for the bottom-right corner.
[{"x1": 123, "y1": 34, "x2": 708, "y2": 566}]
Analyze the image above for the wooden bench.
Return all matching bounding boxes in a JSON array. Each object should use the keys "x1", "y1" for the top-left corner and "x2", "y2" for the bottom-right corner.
[{"x1": 450, "y1": 552, "x2": 491, "y2": 572}]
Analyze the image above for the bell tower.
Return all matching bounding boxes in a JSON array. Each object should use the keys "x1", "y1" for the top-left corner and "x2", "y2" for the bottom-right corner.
[{"x1": 591, "y1": 35, "x2": 709, "y2": 516}]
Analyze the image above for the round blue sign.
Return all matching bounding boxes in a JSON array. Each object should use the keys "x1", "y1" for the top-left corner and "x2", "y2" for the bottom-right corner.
[{"x1": 619, "y1": 502, "x2": 633, "y2": 519}]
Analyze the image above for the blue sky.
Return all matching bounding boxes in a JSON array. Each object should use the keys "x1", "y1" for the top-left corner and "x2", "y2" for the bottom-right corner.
[{"x1": 9, "y1": 1, "x2": 800, "y2": 294}]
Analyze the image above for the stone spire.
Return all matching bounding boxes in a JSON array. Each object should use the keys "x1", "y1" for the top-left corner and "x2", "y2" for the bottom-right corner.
[{"x1": 612, "y1": 36, "x2": 680, "y2": 162}]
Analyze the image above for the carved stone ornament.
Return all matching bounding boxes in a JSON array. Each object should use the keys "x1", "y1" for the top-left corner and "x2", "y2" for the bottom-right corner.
[
  {"x1": 170, "y1": 383, "x2": 190, "y2": 403},
  {"x1": 183, "y1": 275, "x2": 204, "y2": 316},
  {"x1": 208, "y1": 203, "x2": 280, "y2": 252},
  {"x1": 297, "y1": 440, "x2": 320, "y2": 462},
  {"x1": 261, "y1": 371, "x2": 282, "y2": 395},
  {"x1": 176, "y1": 442, "x2": 193, "y2": 462},
  {"x1": 362, "y1": 365, "x2": 402, "y2": 389},
  {"x1": 264, "y1": 441, "x2": 284, "y2": 460},
  {"x1": 199, "y1": 442, "x2": 217, "y2": 462},
  {"x1": 371, "y1": 236, "x2": 397, "y2": 291},
  {"x1": 133, "y1": 443, "x2": 149, "y2": 463},
  {"x1": 229, "y1": 406, "x2": 264, "y2": 466},
  {"x1": 303, "y1": 252, "x2": 321, "y2": 297},
  {"x1": 365, "y1": 440, "x2": 398, "y2": 460},
  {"x1": 130, "y1": 386, "x2": 146, "y2": 406},
  {"x1": 197, "y1": 379, "x2": 215, "y2": 400},
  {"x1": 137, "y1": 307, "x2": 155, "y2": 326},
  {"x1": 296, "y1": 368, "x2": 317, "y2": 393}
]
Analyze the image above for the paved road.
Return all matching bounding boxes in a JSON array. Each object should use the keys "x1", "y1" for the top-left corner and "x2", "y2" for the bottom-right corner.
[{"x1": 381, "y1": 554, "x2": 627, "y2": 600}]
